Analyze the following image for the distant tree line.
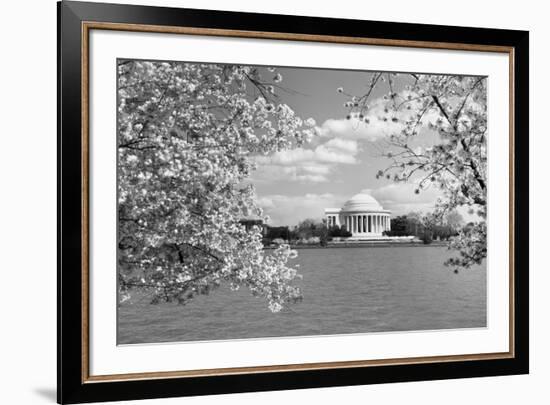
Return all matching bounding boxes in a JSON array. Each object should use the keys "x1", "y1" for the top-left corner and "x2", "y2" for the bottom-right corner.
[
  {"x1": 384, "y1": 211, "x2": 464, "y2": 244},
  {"x1": 263, "y1": 218, "x2": 331, "y2": 247}
]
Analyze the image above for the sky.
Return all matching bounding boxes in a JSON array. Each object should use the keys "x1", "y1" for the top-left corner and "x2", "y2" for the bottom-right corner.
[{"x1": 248, "y1": 66, "x2": 443, "y2": 227}]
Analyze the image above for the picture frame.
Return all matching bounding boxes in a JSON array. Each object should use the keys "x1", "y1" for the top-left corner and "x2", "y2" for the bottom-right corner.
[{"x1": 57, "y1": 0, "x2": 529, "y2": 403}]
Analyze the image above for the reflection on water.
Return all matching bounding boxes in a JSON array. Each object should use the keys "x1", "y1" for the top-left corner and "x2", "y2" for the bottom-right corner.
[{"x1": 118, "y1": 246, "x2": 486, "y2": 344}]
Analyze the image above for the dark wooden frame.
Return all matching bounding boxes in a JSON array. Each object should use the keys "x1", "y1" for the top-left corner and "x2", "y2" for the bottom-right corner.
[{"x1": 58, "y1": 1, "x2": 529, "y2": 403}]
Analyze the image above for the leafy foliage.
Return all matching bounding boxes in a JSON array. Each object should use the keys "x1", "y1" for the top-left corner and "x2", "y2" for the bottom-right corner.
[{"x1": 295, "y1": 219, "x2": 329, "y2": 245}]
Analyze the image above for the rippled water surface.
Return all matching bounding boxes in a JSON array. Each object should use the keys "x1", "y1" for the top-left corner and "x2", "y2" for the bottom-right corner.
[{"x1": 118, "y1": 246, "x2": 486, "y2": 344}]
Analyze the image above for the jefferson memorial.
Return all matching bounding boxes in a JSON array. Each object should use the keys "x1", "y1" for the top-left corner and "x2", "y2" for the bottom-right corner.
[{"x1": 325, "y1": 191, "x2": 391, "y2": 238}]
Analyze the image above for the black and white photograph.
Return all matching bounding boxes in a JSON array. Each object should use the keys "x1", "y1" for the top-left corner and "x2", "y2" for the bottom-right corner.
[
  {"x1": 1, "y1": 0, "x2": 536, "y2": 403},
  {"x1": 116, "y1": 60, "x2": 487, "y2": 344}
]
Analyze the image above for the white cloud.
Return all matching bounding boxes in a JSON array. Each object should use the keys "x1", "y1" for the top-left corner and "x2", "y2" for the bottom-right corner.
[
  {"x1": 252, "y1": 138, "x2": 359, "y2": 183},
  {"x1": 316, "y1": 90, "x2": 441, "y2": 143},
  {"x1": 299, "y1": 164, "x2": 331, "y2": 175},
  {"x1": 316, "y1": 116, "x2": 388, "y2": 141},
  {"x1": 258, "y1": 193, "x2": 346, "y2": 226},
  {"x1": 257, "y1": 138, "x2": 358, "y2": 166},
  {"x1": 370, "y1": 181, "x2": 482, "y2": 222},
  {"x1": 321, "y1": 137, "x2": 358, "y2": 153},
  {"x1": 370, "y1": 181, "x2": 442, "y2": 215},
  {"x1": 252, "y1": 163, "x2": 331, "y2": 183}
]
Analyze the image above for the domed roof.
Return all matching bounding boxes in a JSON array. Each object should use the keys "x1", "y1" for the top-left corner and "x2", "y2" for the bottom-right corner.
[{"x1": 342, "y1": 191, "x2": 383, "y2": 212}]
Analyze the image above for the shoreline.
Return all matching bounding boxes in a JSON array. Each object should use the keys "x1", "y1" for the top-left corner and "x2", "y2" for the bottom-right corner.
[{"x1": 264, "y1": 241, "x2": 449, "y2": 249}]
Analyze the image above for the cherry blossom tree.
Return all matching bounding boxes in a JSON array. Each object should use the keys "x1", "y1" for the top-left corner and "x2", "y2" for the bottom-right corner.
[
  {"x1": 339, "y1": 73, "x2": 487, "y2": 270},
  {"x1": 117, "y1": 61, "x2": 315, "y2": 311}
]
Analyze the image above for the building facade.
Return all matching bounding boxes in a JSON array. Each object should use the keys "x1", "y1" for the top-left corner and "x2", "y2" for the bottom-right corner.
[{"x1": 325, "y1": 192, "x2": 391, "y2": 238}]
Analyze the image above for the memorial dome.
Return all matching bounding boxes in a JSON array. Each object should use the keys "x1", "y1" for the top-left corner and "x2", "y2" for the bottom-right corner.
[{"x1": 342, "y1": 192, "x2": 383, "y2": 212}]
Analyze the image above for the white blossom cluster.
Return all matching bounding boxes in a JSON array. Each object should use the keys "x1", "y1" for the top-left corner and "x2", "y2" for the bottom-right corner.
[
  {"x1": 118, "y1": 61, "x2": 313, "y2": 311},
  {"x1": 340, "y1": 73, "x2": 487, "y2": 269}
]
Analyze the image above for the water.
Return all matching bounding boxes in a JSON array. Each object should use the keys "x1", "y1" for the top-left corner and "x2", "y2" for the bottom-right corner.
[{"x1": 117, "y1": 245, "x2": 486, "y2": 344}]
